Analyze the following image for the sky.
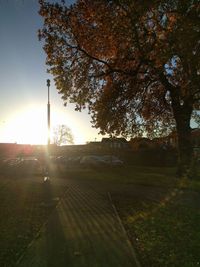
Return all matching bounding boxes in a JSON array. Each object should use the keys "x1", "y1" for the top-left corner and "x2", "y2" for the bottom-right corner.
[{"x1": 0, "y1": 0, "x2": 104, "y2": 145}]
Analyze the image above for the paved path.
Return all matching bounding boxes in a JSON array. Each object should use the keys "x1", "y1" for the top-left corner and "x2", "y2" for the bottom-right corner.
[{"x1": 18, "y1": 178, "x2": 139, "y2": 267}]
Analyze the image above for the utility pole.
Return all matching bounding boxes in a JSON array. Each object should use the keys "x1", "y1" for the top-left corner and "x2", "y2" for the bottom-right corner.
[
  {"x1": 47, "y1": 79, "x2": 51, "y2": 147},
  {"x1": 44, "y1": 79, "x2": 51, "y2": 181}
]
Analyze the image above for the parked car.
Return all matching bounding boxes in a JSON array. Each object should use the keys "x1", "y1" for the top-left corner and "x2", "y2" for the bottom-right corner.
[
  {"x1": 67, "y1": 156, "x2": 81, "y2": 165},
  {"x1": 54, "y1": 156, "x2": 69, "y2": 164},
  {"x1": 102, "y1": 155, "x2": 124, "y2": 166},
  {"x1": 17, "y1": 158, "x2": 43, "y2": 175},
  {"x1": 80, "y1": 155, "x2": 107, "y2": 167},
  {"x1": 80, "y1": 155, "x2": 124, "y2": 167},
  {"x1": 3, "y1": 158, "x2": 21, "y2": 167}
]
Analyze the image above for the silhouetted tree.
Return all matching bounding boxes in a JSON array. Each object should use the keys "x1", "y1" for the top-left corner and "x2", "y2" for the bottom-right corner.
[
  {"x1": 53, "y1": 124, "x2": 74, "y2": 146},
  {"x1": 39, "y1": 0, "x2": 200, "y2": 175}
]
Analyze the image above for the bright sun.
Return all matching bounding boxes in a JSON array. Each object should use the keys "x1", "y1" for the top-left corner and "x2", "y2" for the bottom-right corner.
[
  {"x1": 4, "y1": 107, "x2": 48, "y2": 145},
  {"x1": 1, "y1": 106, "x2": 85, "y2": 145}
]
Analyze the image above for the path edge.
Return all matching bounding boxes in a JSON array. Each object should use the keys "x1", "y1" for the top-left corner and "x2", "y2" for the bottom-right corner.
[{"x1": 108, "y1": 192, "x2": 142, "y2": 267}]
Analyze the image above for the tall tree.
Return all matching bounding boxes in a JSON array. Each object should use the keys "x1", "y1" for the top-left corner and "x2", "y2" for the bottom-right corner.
[
  {"x1": 53, "y1": 124, "x2": 74, "y2": 146},
  {"x1": 39, "y1": 0, "x2": 200, "y2": 175}
]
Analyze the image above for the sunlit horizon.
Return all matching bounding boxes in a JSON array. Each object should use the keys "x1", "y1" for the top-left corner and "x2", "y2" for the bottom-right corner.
[{"x1": 0, "y1": 105, "x2": 96, "y2": 145}]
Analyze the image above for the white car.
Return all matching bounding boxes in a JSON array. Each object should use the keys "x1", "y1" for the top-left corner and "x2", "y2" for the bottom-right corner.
[
  {"x1": 80, "y1": 155, "x2": 107, "y2": 166},
  {"x1": 80, "y1": 155, "x2": 123, "y2": 167},
  {"x1": 102, "y1": 155, "x2": 124, "y2": 166}
]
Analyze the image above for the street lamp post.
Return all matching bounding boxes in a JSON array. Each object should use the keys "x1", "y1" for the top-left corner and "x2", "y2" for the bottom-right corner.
[
  {"x1": 47, "y1": 79, "x2": 51, "y2": 147},
  {"x1": 44, "y1": 79, "x2": 51, "y2": 181}
]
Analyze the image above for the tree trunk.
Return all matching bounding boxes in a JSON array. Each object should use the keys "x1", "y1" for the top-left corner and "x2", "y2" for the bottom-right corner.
[{"x1": 172, "y1": 102, "x2": 193, "y2": 177}]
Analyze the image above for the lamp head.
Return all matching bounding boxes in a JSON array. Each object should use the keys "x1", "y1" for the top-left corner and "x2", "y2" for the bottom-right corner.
[{"x1": 47, "y1": 79, "x2": 50, "y2": 87}]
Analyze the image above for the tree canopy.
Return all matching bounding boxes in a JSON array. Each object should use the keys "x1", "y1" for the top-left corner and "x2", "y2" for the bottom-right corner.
[
  {"x1": 53, "y1": 124, "x2": 74, "y2": 145},
  {"x1": 39, "y1": 0, "x2": 200, "y2": 171}
]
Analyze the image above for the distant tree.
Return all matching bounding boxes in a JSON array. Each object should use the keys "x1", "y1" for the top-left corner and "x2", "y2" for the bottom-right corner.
[
  {"x1": 53, "y1": 125, "x2": 74, "y2": 146},
  {"x1": 39, "y1": 0, "x2": 200, "y2": 175}
]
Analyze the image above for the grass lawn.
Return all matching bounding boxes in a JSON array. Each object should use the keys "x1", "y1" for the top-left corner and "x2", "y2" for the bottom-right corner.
[
  {"x1": 0, "y1": 174, "x2": 67, "y2": 267},
  {"x1": 64, "y1": 165, "x2": 200, "y2": 267}
]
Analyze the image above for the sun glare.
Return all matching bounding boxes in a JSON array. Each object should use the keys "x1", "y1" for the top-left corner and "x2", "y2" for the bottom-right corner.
[
  {"x1": 1, "y1": 106, "x2": 86, "y2": 145},
  {"x1": 2, "y1": 107, "x2": 47, "y2": 145}
]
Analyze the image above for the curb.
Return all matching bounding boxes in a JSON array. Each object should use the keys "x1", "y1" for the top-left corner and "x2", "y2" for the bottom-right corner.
[{"x1": 108, "y1": 192, "x2": 142, "y2": 267}]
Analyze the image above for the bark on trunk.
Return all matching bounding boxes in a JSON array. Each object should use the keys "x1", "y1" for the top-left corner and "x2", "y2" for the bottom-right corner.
[
  {"x1": 173, "y1": 103, "x2": 193, "y2": 177},
  {"x1": 159, "y1": 72, "x2": 194, "y2": 177},
  {"x1": 176, "y1": 116, "x2": 192, "y2": 176}
]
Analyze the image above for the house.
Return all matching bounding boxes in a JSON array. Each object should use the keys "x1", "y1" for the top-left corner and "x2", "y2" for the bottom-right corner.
[
  {"x1": 129, "y1": 137, "x2": 156, "y2": 151},
  {"x1": 101, "y1": 137, "x2": 130, "y2": 149},
  {"x1": 0, "y1": 143, "x2": 34, "y2": 158},
  {"x1": 161, "y1": 128, "x2": 200, "y2": 148}
]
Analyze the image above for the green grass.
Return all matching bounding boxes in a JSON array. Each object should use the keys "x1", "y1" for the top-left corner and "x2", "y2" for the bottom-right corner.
[
  {"x1": 0, "y1": 175, "x2": 66, "y2": 266},
  {"x1": 65, "y1": 165, "x2": 177, "y2": 187},
  {"x1": 129, "y1": 190, "x2": 200, "y2": 267}
]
